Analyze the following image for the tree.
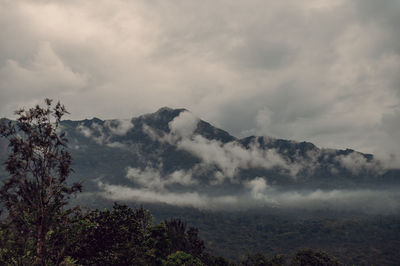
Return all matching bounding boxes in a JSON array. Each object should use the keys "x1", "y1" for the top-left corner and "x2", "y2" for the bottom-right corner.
[
  {"x1": 0, "y1": 99, "x2": 82, "y2": 265},
  {"x1": 163, "y1": 251, "x2": 204, "y2": 266},
  {"x1": 290, "y1": 248, "x2": 342, "y2": 266},
  {"x1": 240, "y1": 253, "x2": 285, "y2": 266},
  {"x1": 67, "y1": 203, "x2": 153, "y2": 265},
  {"x1": 164, "y1": 218, "x2": 205, "y2": 257}
]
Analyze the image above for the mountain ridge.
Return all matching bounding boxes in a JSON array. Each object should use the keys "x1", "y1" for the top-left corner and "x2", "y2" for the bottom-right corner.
[{"x1": 1, "y1": 107, "x2": 399, "y2": 212}]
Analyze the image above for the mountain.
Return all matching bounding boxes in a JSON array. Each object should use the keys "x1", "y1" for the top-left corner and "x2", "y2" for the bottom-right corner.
[
  {"x1": 1, "y1": 107, "x2": 399, "y2": 211},
  {"x1": 2, "y1": 108, "x2": 400, "y2": 264},
  {"x1": 56, "y1": 108, "x2": 400, "y2": 264}
]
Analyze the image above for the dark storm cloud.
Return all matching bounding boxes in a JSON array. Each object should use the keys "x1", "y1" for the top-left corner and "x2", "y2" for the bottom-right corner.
[{"x1": 1, "y1": 0, "x2": 400, "y2": 164}]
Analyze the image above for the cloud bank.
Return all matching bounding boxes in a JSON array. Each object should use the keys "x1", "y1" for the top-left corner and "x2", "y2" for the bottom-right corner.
[
  {"x1": 98, "y1": 179, "x2": 400, "y2": 214},
  {"x1": 144, "y1": 111, "x2": 303, "y2": 183},
  {"x1": 94, "y1": 111, "x2": 396, "y2": 214}
]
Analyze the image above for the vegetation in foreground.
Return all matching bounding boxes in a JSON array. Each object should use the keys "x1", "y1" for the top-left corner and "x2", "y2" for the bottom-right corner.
[
  {"x1": 1, "y1": 201, "x2": 343, "y2": 265},
  {"x1": 0, "y1": 99, "x2": 342, "y2": 265}
]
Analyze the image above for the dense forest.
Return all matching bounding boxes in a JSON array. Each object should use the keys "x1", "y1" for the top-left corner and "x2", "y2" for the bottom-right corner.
[
  {"x1": 151, "y1": 206, "x2": 400, "y2": 265},
  {"x1": 79, "y1": 198, "x2": 400, "y2": 265},
  {"x1": 1, "y1": 202, "x2": 343, "y2": 265}
]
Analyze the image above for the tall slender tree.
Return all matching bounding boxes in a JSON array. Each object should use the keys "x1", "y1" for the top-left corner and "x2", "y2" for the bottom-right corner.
[{"x1": 0, "y1": 99, "x2": 82, "y2": 265}]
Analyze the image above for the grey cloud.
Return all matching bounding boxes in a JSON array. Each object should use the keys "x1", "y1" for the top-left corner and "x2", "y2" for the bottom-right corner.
[
  {"x1": 231, "y1": 40, "x2": 295, "y2": 70},
  {"x1": 1, "y1": 0, "x2": 400, "y2": 166},
  {"x1": 272, "y1": 188, "x2": 400, "y2": 214},
  {"x1": 0, "y1": 43, "x2": 88, "y2": 116}
]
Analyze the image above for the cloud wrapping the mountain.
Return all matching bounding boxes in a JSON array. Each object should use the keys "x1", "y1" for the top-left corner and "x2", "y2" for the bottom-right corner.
[
  {"x1": 334, "y1": 152, "x2": 383, "y2": 175},
  {"x1": 143, "y1": 111, "x2": 301, "y2": 183},
  {"x1": 125, "y1": 166, "x2": 197, "y2": 190},
  {"x1": 98, "y1": 179, "x2": 400, "y2": 214},
  {"x1": 76, "y1": 119, "x2": 133, "y2": 147},
  {"x1": 273, "y1": 189, "x2": 400, "y2": 214},
  {"x1": 169, "y1": 111, "x2": 199, "y2": 138},
  {"x1": 177, "y1": 135, "x2": 297, "y2": 181},
  {"x1": 245, "y1": 177, "x2": 270, "y2": 200},
  {"x1": 98, "y1": 181, "x2": 239, "y2": 210},
  {"x1": 73, "y1": 110, "x2": 391, "y2": 213},
  {"x1": 77, "y1": 123, "x2": 106, "y2": 145},
  {"x1": 144, "y1": 111, "x2": 385, "y2": 184},
  {"x1": 96, "y1": 119, "x2": 396, "y2": 213},
  {"x1": 104, "y1": 119, "x2": 134, "y2": 136}
]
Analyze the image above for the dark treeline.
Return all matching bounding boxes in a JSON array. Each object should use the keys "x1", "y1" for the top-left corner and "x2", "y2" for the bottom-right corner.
[{"x1": 1, "y1": 202, "x2": 343, "y2": 265}]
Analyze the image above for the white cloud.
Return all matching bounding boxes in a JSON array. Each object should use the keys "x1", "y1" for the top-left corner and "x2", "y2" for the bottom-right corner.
[
  {"x1": 142, "y1": 114, "x2": 300, "y2": 183},
  {"x1": 125, "y1": 166, "x2": 197, "y2": 190},
  {"x1": 76, "y1": 119, "x2": 133, "y2": 147},
  {"x1": 76, "y1": 124, "x2": 92, "y2": 138},
  {"x1": 105, "y1": 141, "x2": 125, "y2": 149},
  {"x1": 245, "y1": 177, "x2": 268, "y2": 193},
  {"x1": 168, "y1": 111, "x2": 199, "y2": 138},
  {"x1": 169, "y1": 170, "x2": 198, "y2": 186},
  {"x1": 245, "y1": 177, "x2": 271, "y2": 201},
  {"x1": 97, "y1": 179, "x2": 400, "y2": 214},
  {"x1": 273, "y1": 189, "x2": 400, "y2": 214},
  {"x1": 335, "y1": 152, "x2": 383, "y2": 175},
  {"x1": 98, "y1": 181, "x2": 239, "y2": 210},
  {"x1": 104, "y1": 119, "x2": 134, "y2": 136},
  {"x1": 176, "y1": 135, "x2": 297, "y2": 182},
  {"x1": 76, "y1": 122, "x2": 106, "y2": 145}
]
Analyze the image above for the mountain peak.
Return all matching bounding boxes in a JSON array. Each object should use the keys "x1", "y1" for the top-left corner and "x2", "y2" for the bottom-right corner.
[
  {"x1": 154, "y1": 107, "x2": 188, "y2": 115},
  {"x1": 141, "y1": 107, "x2": 189, "y2": 120}
]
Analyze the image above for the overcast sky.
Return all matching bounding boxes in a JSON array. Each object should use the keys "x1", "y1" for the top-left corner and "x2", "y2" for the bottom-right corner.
[{"x1": 1, "y1": 0, "x2": 400, "y2": 165}]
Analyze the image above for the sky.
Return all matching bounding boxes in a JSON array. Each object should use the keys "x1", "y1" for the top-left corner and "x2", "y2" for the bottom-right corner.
[{"x1": 1, "y1": 0, "x2": 400, "y2": 165}]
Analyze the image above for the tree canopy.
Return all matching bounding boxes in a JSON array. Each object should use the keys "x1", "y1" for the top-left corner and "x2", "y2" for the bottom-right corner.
[{"x1": 0, "y1": 99, "x2": 81, "y2": 265}]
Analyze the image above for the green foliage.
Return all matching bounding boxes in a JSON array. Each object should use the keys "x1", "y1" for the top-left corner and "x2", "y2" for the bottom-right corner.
[
  {"x1": 200, "y1": 253, "x2": 233, "y2": 266},
  {"x1": 165, "y1": 218, "x2": 205, "y2": 257},
  {"x1": 0, "y1": 223, "x2": 38, "y2": 265},
  {"x1": 148, "y1": 222, "x2": 172, "y2": 264},
  {"x1": 0, "y1": 99, "x2": 82, "y2": 265},
  {"x1": 290, "y1": 249, "x2": 342, "y2": 266},
  {"x1": 67, "y1": 203, "x2": 153, "y2": 265},
  {"x1": 166, "y1": 208, "x2": 400, "y2": 265},
  {"x1": 163, "y1": 251, "x2": 204, "y2": 266},
  {"x1": 240, "y1": 253, "x2": 286, "y2": 266},
  {"x1": 65, "y1": 208, "x2": 211, "y2": 265},
  {"x1": 60, "y1": 256, "x2": 79, "y2": 266}
]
